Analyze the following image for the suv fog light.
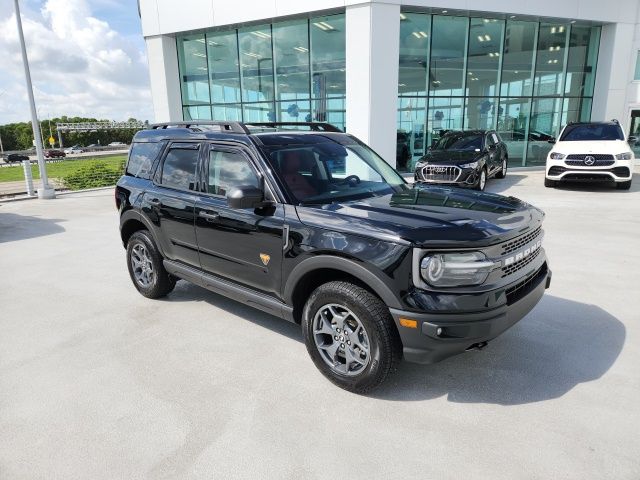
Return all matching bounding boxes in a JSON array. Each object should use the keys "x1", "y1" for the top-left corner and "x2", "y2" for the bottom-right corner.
[{"x1": 420, "y1": 251, "x2": 494, "y2": 287}]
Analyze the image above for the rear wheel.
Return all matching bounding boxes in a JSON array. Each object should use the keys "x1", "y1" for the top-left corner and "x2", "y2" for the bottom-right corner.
[
  {"x1": 616, "y1": 180, "x2": 632, "y2": 190},
  {"x1": 302, "y1": 281, "x2": 401, "y2": 393},
  {"x1": 126, "y1": 230, "x2": 176, "y2": 298},
  {"x1": 544, "y1": 177, "x2": 556, "y2": 188}
]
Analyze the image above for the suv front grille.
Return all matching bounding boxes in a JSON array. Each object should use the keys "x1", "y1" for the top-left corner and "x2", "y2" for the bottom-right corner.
[
  {"x1": 418, "y1": 165, "x2": 461, "y2": 183},
  {"x1": 501, "y1": 247, "x2": 542, "y2": 278},
  {"x1": 565, "y1": 154, "x2": 614, "y2": 167},
  {"x1": 501, "y1": 227, "x2": 542, "y2": 255},
  {"x1": 506, "y1": 263, "x2": 547, "y2": 306}
]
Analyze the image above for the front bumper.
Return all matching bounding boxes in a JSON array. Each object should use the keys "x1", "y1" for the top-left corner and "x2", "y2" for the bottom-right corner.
[
  {"x1": 414, "y1": 165, "x2": 480, "y2": 188},
  {"x1": 390, "y1": 263, "x2": 551, "y2": 364},
  {"x1": 545, "y1": 158, "x2": 633, "y2": 182}
]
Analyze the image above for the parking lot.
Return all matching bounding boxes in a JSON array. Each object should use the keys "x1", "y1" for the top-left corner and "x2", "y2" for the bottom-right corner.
[{"x1": 0, "y1": 170, "x2": 639, "y2": 479}]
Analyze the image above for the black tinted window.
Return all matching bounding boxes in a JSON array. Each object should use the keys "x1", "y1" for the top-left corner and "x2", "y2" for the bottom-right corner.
[
  {"x1": 434, "y1": 134, "x2": 483, "y2": 151},
  {"x1": 161, "y1": 144, "x2": 199, "y2": 190},
  {"x1": 561, "y1": 124, "x2": 624, "y2": 141},
  {"x1": 126, "y1": 142, "x2": 163, "y2": 179},
  {"x1": 208, "y1": 150, "x2": 259, "y2": 196}
]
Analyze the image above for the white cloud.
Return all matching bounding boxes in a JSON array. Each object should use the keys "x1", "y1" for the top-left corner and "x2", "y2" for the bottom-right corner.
[{"x1": 0, "y1": 0, "x2": 153, "y2": 124}]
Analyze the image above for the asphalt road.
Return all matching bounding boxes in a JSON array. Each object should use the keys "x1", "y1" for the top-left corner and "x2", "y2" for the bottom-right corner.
[{"x1": 0, "y1": 171, "x2": 639, "y2": 479}]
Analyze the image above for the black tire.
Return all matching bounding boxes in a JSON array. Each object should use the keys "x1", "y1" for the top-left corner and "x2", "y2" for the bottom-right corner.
[
  {"x1": 616, "y1": 180, "x2": 632, "y2": 190},
  {"x1": 302, "y1": 281, "x2": 402, "y2": 393},
  {"x1": 544, "y1": 177, "x2": 556, "y2": 188},
  {"x1": 475, "y1": 167, "x2": 487, "y2": 191},
  {"x1": 126, "y1": 230, "x2": 176, "y2": 299},
  {"x1": 495, "y1": 157, "x2": 507, "y2": 179}
]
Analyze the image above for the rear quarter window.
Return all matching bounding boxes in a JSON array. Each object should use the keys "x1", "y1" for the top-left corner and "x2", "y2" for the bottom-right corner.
[{"x1": 126, "y1": 142, "x2": 163, "y2": 179}]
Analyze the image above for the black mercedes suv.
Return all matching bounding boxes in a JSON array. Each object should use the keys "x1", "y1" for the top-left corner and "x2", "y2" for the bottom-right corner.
[
  {"x1": 116, "y1": 121, "x2": 551, "y2": 393},
  {"x1": 414, "y1": 130, "x2": 508, "y2": 190}
]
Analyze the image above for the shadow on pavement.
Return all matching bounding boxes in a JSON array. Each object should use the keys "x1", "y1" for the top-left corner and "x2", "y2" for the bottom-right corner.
[
  {"x1": 166, "y1": 284, "x2": 625, "y2": 405},
  {"x1": 373, "y1": 294, "x2": 625, "y2": 404},
  {"x1": 0, "y1": 212, "x2": 66, "y2": 243},
  {"x1": 485, "y1": 173, "x2": 529, "y2": 194}
]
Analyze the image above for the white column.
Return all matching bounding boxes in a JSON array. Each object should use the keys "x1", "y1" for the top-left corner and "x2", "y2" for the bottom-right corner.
[
  {"x1": 345, "y1": 3, "x2": 401, "y2": 168},
  {"x1": 592, "y1": 22, "x2": 635, "y2": 126},
  {"x1": 145, "y1": 35, "x2": 184, "y2": 123}
]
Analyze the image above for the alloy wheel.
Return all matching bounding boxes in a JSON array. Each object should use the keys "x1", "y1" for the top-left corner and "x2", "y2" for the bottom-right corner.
[{"x1": 130, "y1": 243, "x2": 155, "y2": 288}]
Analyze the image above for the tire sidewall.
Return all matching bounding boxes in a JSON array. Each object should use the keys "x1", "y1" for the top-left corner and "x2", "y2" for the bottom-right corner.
[
  {"x1": 302, "y1": 287, "x2": 386, "y2": 391},
  {"x1": 126, "y1": 231, "x2": 164, "y2": 296}
]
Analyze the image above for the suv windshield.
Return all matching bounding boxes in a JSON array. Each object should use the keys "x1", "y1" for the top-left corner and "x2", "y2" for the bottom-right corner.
[
  {"x1": 560, "y1": 124, "x2": 624, "y2": 141},
  {"x1": 262, "y1": 139, "x2": 406, "y2": 205},
  {"x1": 433, "y1": 133, "x2": 483, "y2": 151}
]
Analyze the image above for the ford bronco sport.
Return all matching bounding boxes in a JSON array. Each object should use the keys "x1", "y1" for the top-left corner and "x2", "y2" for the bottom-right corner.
[{"x1": 116, "y1": 121, "x2": 551, "y2": 393}]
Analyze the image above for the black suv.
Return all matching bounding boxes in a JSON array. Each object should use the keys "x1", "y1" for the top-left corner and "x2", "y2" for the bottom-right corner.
[
  {"x1": 116, "y1": 121, "x2": 551, "y2": 393},
  {"x1": 414, "y1": 130, "x2": 508, "y2": 190}
]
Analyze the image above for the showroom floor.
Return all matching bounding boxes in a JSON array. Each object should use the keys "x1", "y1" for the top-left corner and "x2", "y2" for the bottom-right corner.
[{"x1": 1, "y1": 170, "x2": 639, "y2": 479}]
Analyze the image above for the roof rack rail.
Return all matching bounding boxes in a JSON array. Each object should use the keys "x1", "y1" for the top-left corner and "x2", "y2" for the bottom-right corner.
[
  {"x1": 149, "y1": 121, "x2": 249, "y2": 134},
  {"x1": 611, "y1": 118, "x2": 619, "y2": 124},
  {"x1": 244, "y1": 122, "x2": 342, "y2": 132}
]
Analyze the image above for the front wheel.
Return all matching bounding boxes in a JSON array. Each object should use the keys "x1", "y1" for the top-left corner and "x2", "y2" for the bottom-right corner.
[
  {"x1": 495, "y1": 157, "x2": 507, "y2": 179},
  {"x1": 302, "y1": 281, "x2": 402, "y2": 393},
  {"x1": 475, "y1": 168, "x2": 487, "y2": 191},
  {"x1": 126, "y1": 230, "x2": 176, "y2": 298}
]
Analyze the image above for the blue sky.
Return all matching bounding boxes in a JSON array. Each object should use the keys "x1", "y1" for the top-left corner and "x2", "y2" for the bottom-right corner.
[{"x1": 0, "y1": 0, "x2": 153, "y2": 124}]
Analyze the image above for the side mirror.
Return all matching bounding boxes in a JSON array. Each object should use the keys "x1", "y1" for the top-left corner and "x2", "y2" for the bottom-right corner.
[
  {"x1": 628, "y1": 136, "x2": 637, "y2": 145},
  {"x1": 547, "y1": 137, "x2": 556, "y2": 144},
  {"x1": 227, "y1": 185, "x2": 265, "y2": 209}
]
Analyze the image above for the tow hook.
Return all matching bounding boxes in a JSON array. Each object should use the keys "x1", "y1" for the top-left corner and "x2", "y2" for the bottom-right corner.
[{"x1": 465, "y1": 341, "x2": 488, "y2": 352}]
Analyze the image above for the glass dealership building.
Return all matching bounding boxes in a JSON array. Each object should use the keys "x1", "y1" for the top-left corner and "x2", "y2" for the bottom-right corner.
[{"x1": 139, "y1": 0, "x2": 640, "y2": 169}]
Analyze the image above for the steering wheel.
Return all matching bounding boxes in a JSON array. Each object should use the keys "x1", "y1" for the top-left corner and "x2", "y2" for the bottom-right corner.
[{"x1": 343, "y1": 175, "x2": 361, "y2": 187}]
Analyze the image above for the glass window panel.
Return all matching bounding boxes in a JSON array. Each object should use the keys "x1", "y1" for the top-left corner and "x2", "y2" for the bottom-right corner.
[
  {"x1": 183, "y1": 105, "x2": 212, "y2": 120},
  {"x1": 161, "y1": 146, "x2": 199, "y2": 190},
  {"x1": 207, "y1": 150, "x2": 259, "y2": 196},
  {"x1": 397, "y1": 97, "x2": 427, "y2": 170},
  {"x1": 464, "y1": 97, "x2": 498, "y2": 130},
  {"x1": 467, "y1": 18, "x2": 504, "y2": 97},
  {"x1": 277, "y1": 100, "x2": 311, "y2": 122},
  {"x1": 635, "y1": 51, "x2": 640, "y2": 81},
  {"x1": 238, "y1": 25, "x2": 274, "y2": 103},
  {"x1": 427, "y1": 97, "x2": 464, "y2": 147},
  {"x1": 207, "y1": 31, "x2": 241, "y2": 104},
  {"x1": 527, "y1": 98, "x2": 563, "y2": 165},
  {"x1": 212, "y1": 104, "x2": 242, "y2": 121},
  {"x1": 500, "y1": 21, "x2": 537, "y2": 97},
  {"x1": 561, "y1": 97, "x2": 592, "y2": 126},
  {"x1": 497, "y1": 97, "x2": 531, "y2": 167},
  {"x1": 273, "y1": 20, "x2": 310, "y2": 102},
  {"x1": 429, "y1": 16, "x2": 468, "y2": 96},
  {"x1": 398, "y1": 12, "x2": 430, "y2": 96},
  {"x1": 177, "y1": 34, "x2": 211, "y2": 105},
  {"x1": 311, "y1": 14, "x2": 346, "y2": 99},
  {"x1": 565, "y1": 26, "x2": 600, "y2": 97},
  {"x1": 126, "y1": 142, "x2": 163, "y2": 179},
  {"x1": 534, "y1": 23, "x2": 569, "y2": 96},
  {"x1": 243, "y1": 102, "x2": 275, "y2": 122}
]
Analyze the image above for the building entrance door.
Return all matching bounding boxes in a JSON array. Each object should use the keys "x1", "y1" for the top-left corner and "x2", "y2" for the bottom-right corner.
[{"x1": 630, "y1": 110, "x2": 640, "y2": 159}]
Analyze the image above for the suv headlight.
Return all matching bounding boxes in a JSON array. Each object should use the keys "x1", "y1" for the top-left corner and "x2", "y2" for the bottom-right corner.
[
  {"x1": 615, "y1": 152, "x2": 633, "y2": 160},
  {"x1": 460, "y1": 161, "x2": 479, "y2": 169},
  {"x1": 420, "y1": 251, "x2": 494, "y2": 287},
  {"x1": 549, "y1": 152, "x2": 565, "y2": 160}
]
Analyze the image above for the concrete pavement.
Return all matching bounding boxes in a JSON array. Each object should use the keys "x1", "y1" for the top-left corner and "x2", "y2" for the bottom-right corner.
[{"x1": 0, "y1": 171, "x2": 639, "y2": 479}]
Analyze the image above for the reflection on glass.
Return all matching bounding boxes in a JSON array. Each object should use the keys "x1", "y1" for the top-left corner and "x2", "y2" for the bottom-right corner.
[
  {"x1": 565, "y1": 26, "x2": 600, "y2": 97},
  {"x1": 464, "y1": 97, "x2": 498, "y2": 130},
  {"x1": 212, "y1": 104, "x2": 241, "y2": 121},
  {"x1": 561, "y1": 97, "x2": 592, "y2": 126},
  {"x1": 238, "y1": 25, "x2": 274, "y2": 103},
  {"x1": 428, "y1": 97, "x2": 463, "y2": 146},
  {"x1": 528, "y1": 98, "x2": 563, "y2": 165},
  {"x1": 534, "y1": 23, "x2": 569, "y2": 96},
  {"x1": 178, "y1": 34, "x2": 211, "y2": 105},
  {"x1": 497, "y1": 97, "x2": 531, "y2": 166},
  {"x1": 467, "y1": 18, "x2": 504, "y2": 97},
  {"x1": 207, "y1": 31, "x2": 241, "y2": 104},
  {"x1": 430, "y1": 16, "x2": 468, "y2": 96},
  {"x1": 397, "y1": 97, "x2": 427, "y2": 170},
  {"x1": 311, "y1": 14, "x2": 345, "y2": 122},
  {"x1": 243, "y1": 102, "x2": 274, "y2": 122},
  {"x1": 277, "y1": 100, "x2": 311, "y2": 122},
  {"x1": 500, "y1": 21, "x2": 537, "y2": 97},
  {"x1": 273, "y1": 20, "x2": 310, "y2": 103},
  {"x1": 183, "y1": 105, "x2": 212, "y2": 120},
  {"x1": 398, "y1": 13, "x2": 430, "y2": 96}
]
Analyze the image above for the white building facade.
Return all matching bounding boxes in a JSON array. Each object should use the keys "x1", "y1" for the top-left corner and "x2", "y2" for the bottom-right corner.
[{"x1": 138, "y1": 0, "x2": 640, "y2": 169}]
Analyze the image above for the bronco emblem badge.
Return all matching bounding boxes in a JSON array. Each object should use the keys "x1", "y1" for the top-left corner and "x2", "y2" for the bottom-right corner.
[{"x1": 260, "y1": 253, "x2": 270, "y2": 266}]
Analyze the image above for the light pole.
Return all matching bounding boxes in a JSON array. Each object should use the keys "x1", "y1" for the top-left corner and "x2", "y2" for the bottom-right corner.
[{"x1": 13, "y1": 0, "x2": 54, "y2": 199}]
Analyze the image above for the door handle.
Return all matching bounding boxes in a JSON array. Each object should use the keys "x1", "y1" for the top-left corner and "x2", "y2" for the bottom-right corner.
[{"x1": 199, "y1": 211, "x2": 220, "y2": 222}]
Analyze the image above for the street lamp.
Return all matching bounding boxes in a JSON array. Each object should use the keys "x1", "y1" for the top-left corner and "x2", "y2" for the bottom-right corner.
[{"x1": 13, "y1": 0, "x2": 54, "y2": 199}]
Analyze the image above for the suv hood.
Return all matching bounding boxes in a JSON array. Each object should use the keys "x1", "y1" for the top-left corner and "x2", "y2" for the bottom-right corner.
[
  {"x1": 295, "y1": 185, "x2": 543, "y2": 248},
  {"x1": 420, "y1": 150, "x2": 480, "y2": 165},
  {"x1": 552, "y1": 139, "x2": 630, "y2": 154}
]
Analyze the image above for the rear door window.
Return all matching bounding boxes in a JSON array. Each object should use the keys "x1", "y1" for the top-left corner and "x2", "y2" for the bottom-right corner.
[
  {"x1": 126, "y1": 142, "x2": 163, "y2": 179},
  {"x1": 160, "y1": 143, "x2": 200, "y2": 190}
]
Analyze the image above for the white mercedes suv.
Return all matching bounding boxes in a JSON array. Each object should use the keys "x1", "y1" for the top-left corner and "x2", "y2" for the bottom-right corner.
[{"x1": 545, "y1": 120, "x2": 636, "y2": 190}]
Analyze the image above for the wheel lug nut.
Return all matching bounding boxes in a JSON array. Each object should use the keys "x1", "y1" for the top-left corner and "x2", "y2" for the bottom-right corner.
[
  {"x1": 336, "y1": 328, "x2": 341, "y2": 333},
  {"x1": 340, "y1": 343, "x2": 345, "y2": 348},
  {"x1": 334, "y1": 335, "x2": 339, "y2": 340},
  {"x1": 347, "y1": 341, "x2": 351, "y2": 345}
]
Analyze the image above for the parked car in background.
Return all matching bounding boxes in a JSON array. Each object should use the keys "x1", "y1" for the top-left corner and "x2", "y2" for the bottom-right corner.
[
  {"x1": 414, "y1": 130, "x2": 508, "y2": 191},
  {"x1": 44, "y1": 149, "x2": 66, "y2": 158},
  {"x1": 4, "y1": 153, "x2": 30, "y2": 163},
  {"x1": 64, "y1": 145, "x2": 84, "y2": 154},
  {"x1": 108, "y1": 142, "x2": 126, "y2": 147},
  {"x1": 545, "y1": 120, "x2": 635, "y2": 190}
]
